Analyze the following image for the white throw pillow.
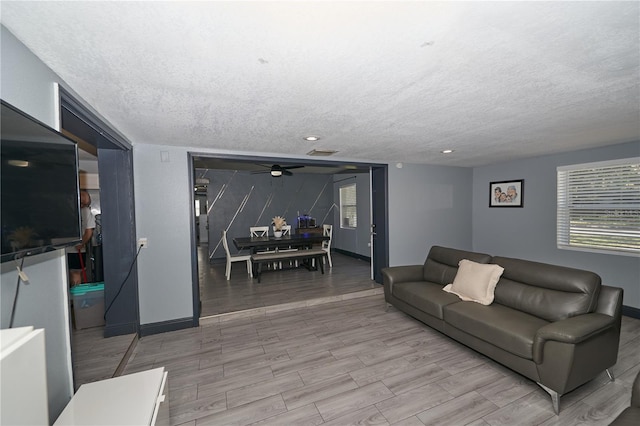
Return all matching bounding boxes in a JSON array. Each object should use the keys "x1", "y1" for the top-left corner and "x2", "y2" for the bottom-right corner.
[{"x1": 442, "y1": 259, "x2": 504, "y2": 305}]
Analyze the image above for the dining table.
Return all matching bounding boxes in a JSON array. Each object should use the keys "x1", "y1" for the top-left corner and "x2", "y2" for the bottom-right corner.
[{"x1": 233, "y1": 233, "x2": 328, "y2": 254}]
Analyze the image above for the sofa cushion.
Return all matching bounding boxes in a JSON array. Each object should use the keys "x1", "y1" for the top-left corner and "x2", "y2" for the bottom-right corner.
[
  {"x1": 423, "y1": 246, "x2": 492, "y2": 285},
  {"x1": 492, "y1": 256, "x2": 601, "y2": 321},
  {"x1": 393, "y1": 281, "x2": 462, "y2": 319},
  {"x1": 443, "y1": 260, "x2": 504, "y2": 305},
  {"x1": 444, "y1": 302, "x2": 549, "y2": 360}
]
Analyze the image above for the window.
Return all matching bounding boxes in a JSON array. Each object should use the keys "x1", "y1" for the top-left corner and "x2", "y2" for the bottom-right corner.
[
  {"x1": 557, "y1": 158, "x2": 640, "y2": 256},
  {"x1": 340, "y1": 183, "x2": 357, "y2": 228}
]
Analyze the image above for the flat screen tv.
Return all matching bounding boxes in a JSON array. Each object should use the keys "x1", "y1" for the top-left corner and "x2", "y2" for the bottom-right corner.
[{"x1": 1, "y1": 100, "x2": 81, "y2": 263}]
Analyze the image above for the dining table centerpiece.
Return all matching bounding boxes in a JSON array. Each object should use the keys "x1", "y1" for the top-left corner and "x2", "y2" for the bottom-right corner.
[{"x1": 272, "y1": 216, "x2": 286, "y2": 238}]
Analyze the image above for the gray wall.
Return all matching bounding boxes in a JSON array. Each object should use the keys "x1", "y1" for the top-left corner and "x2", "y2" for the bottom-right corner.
[
  {"x1": 203, "y1": 169, "x2": 334, "y2": 259},
  {"x1": 133, "y1": 144, "x2": 194, "y2": 325},
  {"x1": 332, "y1": 173, "x2": 372, "y2": 257},
  {"x1": 472, "y1": 141, "x2": 640, "y2": 309},
  {"x1": 0, "y1": 25, "x2": 74, "y2": 423},
  {"x1": 387, "y1": 163, "x2": 474, "y2": 266}
]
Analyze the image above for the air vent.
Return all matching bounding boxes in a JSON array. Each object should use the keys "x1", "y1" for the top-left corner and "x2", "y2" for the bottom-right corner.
[{"x1": 307, "y1": 149, "x2": 338, "y2": 156}]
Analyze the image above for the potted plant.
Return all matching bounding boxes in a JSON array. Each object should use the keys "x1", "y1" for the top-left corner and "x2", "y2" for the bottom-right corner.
[{"x1": 272, "y1": 216, "x2": 286, "y2": 238}]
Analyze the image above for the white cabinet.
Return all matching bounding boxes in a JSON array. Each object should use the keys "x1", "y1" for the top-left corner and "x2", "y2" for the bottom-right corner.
[
  {"x1": 54, "y1": 367, "x2": 168, "y2": 425},
  {"x1": 0, "y1": 326, "x2": 49, "y2": 425}
]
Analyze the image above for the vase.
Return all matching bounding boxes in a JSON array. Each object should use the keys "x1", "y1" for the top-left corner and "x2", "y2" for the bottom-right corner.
[{"x1": 274, "y1": 230, "x2": 283, "y2": 238}]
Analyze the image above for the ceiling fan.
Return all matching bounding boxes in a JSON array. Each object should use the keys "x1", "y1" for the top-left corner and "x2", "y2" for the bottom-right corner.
[{"x1": 252, "y1": 164, "x2": 305, "y2": 177}]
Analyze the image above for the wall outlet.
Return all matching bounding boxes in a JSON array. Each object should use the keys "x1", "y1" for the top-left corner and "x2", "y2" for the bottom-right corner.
[{"x1": 138, "y1": 238, "x2": 148, "y2": 248}]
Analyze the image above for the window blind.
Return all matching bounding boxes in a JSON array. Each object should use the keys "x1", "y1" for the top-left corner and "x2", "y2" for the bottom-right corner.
[
  {"x1": 340, "y1": 183, "x2": 357, "y2": 228},
  {"x1": 557, "y1": 157, "x2": 640, "y2": 256}
]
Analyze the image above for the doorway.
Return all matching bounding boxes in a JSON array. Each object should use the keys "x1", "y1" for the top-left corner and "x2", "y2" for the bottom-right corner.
[
  {"x1": 60, "y1": 88, "x2": 140, "y2": 336},
  {"x1": 188, "y1": 153, "x2": 389, "y2": 319},
  {"x1": 58, "y1": 87, "x2": 140, "y2": 388}
]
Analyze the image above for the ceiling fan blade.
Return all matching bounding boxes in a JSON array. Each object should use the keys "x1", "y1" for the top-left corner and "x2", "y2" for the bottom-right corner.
[
  {"x1": 251, "y1": 170, "x2": 271, "y2": 174},
  {"x1": 283, "y1": 165, "x2": 304, "y2": 170},
  {"x1": 283, "y1": 169, "x2": 293, "y2": 176}
]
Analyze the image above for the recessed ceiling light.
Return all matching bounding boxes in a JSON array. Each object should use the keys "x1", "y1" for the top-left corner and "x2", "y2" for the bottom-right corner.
[
  {"x1": 441, "y1": 149, "x2": 455, "y2": 154},
  {"x1": 304, "y1": 136, "x2": 320, "y2": 141}
]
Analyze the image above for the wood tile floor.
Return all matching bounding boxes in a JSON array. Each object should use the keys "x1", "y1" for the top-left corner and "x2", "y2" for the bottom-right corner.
[
  {"x1": 72, "y1": 249, "x2": 377, "y2": 388},
  {"x1": 123, "y1": 294, "x2": 640, "y2": 426},
  {"x1": 198, "y1": 247, "x2": 377, "y2": 316},
  {"x1": 71, "y1": 326, "x2": 136, "y2": 389}
]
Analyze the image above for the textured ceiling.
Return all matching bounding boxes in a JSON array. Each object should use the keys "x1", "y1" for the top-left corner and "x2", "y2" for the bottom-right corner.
[{"x1": 1, "y1": 1, "x2": 639, "y2": 167}]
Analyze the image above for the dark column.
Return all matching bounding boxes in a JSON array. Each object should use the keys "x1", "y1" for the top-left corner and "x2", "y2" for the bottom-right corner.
[{"x1": 98, "y1": 148, "x2": 140, "y2": 337}]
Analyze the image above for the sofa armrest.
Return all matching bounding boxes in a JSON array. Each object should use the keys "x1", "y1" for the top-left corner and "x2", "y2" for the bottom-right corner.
[
  {"x1": 533, "y1": 313, "x2": 615, "y2": 363},
  {"x1": 596, "y1": 285, "x2": 623, "y2": 318},
  {"x1": 382, "y1": 265, "x2": 424, "y2": 295}
]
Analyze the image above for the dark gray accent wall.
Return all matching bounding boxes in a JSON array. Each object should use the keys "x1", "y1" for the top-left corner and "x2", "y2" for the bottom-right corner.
[
  {"x1": 472, "y1": 141, "x2": 640, "y2": 309},
  {"x1": 202, "y1": 169, "x2": 334, "y2": 258}
]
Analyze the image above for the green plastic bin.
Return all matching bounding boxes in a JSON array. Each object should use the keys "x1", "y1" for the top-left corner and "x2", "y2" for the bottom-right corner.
[{"x1": 70, "y1": 282, "x2": 105, "y2": 329}]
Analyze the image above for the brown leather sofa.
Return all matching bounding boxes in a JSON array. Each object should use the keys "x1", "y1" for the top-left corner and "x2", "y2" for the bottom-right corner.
[
  {"x1": 382, "y1": 246, "x2": 624, "y2": 414},
  {"x1": 610, "y1": 370, "x2": 640, "y2": 425}
]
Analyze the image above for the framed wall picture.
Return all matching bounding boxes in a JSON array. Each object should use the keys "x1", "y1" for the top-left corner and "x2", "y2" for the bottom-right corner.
[{"x1": 490, "y1": 179, "x2": 524, "y2": 207}]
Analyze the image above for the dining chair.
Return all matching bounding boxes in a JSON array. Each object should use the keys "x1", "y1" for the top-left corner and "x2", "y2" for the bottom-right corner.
[
  {"x1": 250, "y1": 225, "x2": 276, "y2": 268},
  {"x1": 322, "y1": 224, "x2": 333, "y2": 268},
  {"x1": 274, "y1": 225, "x2": 298, "y2": 268},
  {"x1": 250, "y1": 226, "x2": 273, "y2": 252},
  {"x1": 250, "y1": 226, "x2": 269, "y2": 237},
  {"x1": 222, "y1": 230, "x2": 252, "y2": 280}
]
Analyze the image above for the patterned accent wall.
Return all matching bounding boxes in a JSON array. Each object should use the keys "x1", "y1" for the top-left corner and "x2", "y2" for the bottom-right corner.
[{"x1": 198, "y1": 169, "x2": 335, "y2": 260}]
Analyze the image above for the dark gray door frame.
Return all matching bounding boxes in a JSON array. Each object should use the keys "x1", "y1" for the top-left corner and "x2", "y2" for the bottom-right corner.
[
  {"x1": 187, "y1": 152, "x2": 389, "y2": 321},
  {"x1": 187, "y1": 154, "x2": 201, "y2": 323},
  {"x1": 59, "y1": 88, "x2": 140, "y2": 337},
  {"x1": 371, "y1": 166, "x2": 389, "y2": 283},
  {"x1": 97, "y1": 148, "x2": 140, "y2": 337}
]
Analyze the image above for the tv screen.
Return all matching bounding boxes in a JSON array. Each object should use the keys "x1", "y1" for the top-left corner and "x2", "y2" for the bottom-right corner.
[{"x1": 1, "y1": 100, "x2": 81, "y2": 263}]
